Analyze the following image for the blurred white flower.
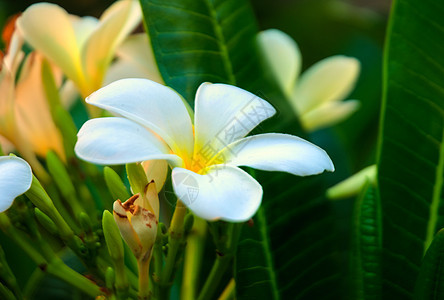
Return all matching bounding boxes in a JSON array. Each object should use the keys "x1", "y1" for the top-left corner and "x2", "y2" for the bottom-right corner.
[
  {"x1": 17, "y1": 0, "x2": 142, "y2": 100},
  {"x1": 75, "y1": 79, "x2": 334, "y2": 222},
  {"x1": 0, "y1": 29, "x2": 64, "y2": 161},
  {"x1": 258, "y1": 29, "x2": 360, "y2": 131}
]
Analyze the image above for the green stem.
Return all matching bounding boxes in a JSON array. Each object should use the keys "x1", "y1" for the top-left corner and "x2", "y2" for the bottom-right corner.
[
  {"x1": 114, "y1": 259, "x2": 129, "y2": 298},
  {"x1": 197, "y1": 254, "x2": 231, "y2": 300},
  {"x1": 138, "y1": 259, "x2": 151, "y2": 300},
  {"x1": 159, "y1": 200, "x2": 187, "y2": 297},
  {"x1": 46, "y1": 260, "x2": 103, "y2": 297},
  {"x1": 0, "y1": 244, "x2": 23, "y2": 299},
  {"x1": 0, "y1": 214, "x2": 46, "y2": 265},
  {"x1": 0, "y1": 283, "x2": 15, "y2": 300},
  {"x1": 151, "y1": 225, "x2": 164, "y2": 298},
  {"x1": 181, "y1": 217, "x2": 207, "y2": 300},
  {"x1": 0, "y1": 214, "x2": 102, "y2": 297},
  {"x1": 23, "y1": 267, "x2": 46, "y2": 299},
  {"x1": 218, "y1": 279, "x2": 235, "y2": 300},
  {"x1": 197, "y1": 222, "x2": 243, "y2": 300}
]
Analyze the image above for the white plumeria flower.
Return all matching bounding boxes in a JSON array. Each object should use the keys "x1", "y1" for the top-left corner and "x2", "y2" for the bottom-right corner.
[
  {"x1": 75, "y1": 79, "x2": 334, "y2": 222},
  {"x1": 258, "y1": 29, "x2": 360, "y2": 131},
  {"x1": 0, "y1": 156, "x2": 32, "y2": 212},
  {"x1": 17, "y1": 0, "x2": 141, "y2": 99}
]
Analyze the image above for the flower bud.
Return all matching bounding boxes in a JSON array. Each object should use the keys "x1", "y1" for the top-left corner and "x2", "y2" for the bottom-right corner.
[
  {"x1": 327, "y1": 165, "x2": 377, "y2": 200},
  {"x1": 113, "y1": 181, "x2": 158, "y2": 261},
  {"x1": 104, "y1": 166, "x2": 130, "y2": 201}
]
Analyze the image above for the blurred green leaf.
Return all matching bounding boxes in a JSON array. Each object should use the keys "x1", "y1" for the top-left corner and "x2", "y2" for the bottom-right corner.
[
  {"x1": 350, "y1": 182, "x2": 382, "y2": 299},
  {"x1": 414, "y1": 229, "x2": 444, "y2": 299},
  {"x1": 377, "y1": 0, "x2": 444, "y2": 298},
  {"x1": 236, "y1": 173, "x2": 340, "y2": 300},
  {"x1": 139, "y1": 0, "x2": 295, "y2": 122}
]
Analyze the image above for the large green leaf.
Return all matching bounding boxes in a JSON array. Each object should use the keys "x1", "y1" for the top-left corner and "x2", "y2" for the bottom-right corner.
[
  {"x1": 139, "y1": 0, "x2": 294, "y2": 121},
  {"x1": 414, "y1": 229, "x2": 444, "y2": 299},
  {"x1": 140, "y1": 0, "x2": 341, "y2": 298},
  {"x1": 236, "y1": 174, "x2": 340, "y2": 300},
  {"x1": 377, "y1": 0, "x2": 444, "y2": 298}
]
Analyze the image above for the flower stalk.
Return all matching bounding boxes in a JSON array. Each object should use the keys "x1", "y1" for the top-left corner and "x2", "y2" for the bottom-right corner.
[
  {"x1": 159, "y1": 200, "x2": 188, "y2": 298},
  {"x1": 197, "y1": 222, "x2": 243, "y2": 300}
]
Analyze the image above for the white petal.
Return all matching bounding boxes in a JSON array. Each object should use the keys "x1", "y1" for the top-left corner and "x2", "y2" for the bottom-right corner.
[
  {"x1": 194, "y1": 83, "x2": 276, "y2": 164},
  {"x1": 0, "y1": 156, "x2": 32, "y2": 212},
  {"x1": 82, "y1": 0, "x2": 142, "y2": 89},
  {"x1": 105, "y1": 33, "x2": 163, "y2": 85},
  {"x1": 291, "y1": 56, "x2": 360, "y2": 114},
  {"x1": 71, "y1": 16, "x2": 99, "y2": 49},
  {"x1": 75, "y1": 117, "x2": 183, "y2": 167},
  {"x1": 218, "y1": 133, "x2": 334, "y2": 176},
  {"x1": 86, "y1": 79, "x2": 194, "y2": 162},
  {"x1": 301, "y1": 99, "x2": 360, "y2": 131},
  {"x1": 171, "y1": 165, "x2": 262, "y2": 222},
  {"x1": 257, "y1": 29, "x2": 301, "y2": 97},
  {"x1": 142, "y1": 160, "x2": 169, "y2": 193},
  {"x1": 17, "y1": 3, "x2": 84, "y2": 88}
]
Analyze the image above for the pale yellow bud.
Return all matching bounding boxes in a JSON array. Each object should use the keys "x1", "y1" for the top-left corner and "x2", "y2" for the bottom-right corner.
[{"x1": 113, "y1": 181, "x2": 158, "y2": 261}]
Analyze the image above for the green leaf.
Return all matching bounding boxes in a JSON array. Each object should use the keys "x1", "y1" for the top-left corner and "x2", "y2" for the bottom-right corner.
[
  {"x1": 414, "y1": 229, "x2": 444, "y2": 299},
  {"x1": 350, "y1": 182, "x2": 382, "y2": 299},
  {"x1": 235, "y1": 207, "x2": 279, "y2": 300},
  {"x1": 236, "y1": 174, "x2": 341, "y2": 300},
  {"x1": 377, "y1": 0, "x2": 444, "y2": 298},
  {"x1": 139, "y1": 0, "x2": 295, "y2": 122}
]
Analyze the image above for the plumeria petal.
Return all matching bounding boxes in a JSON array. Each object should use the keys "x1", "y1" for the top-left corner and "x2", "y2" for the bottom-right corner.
[
  {"x1": 3, "y1": 31, "x2": 24, "y2": 76},
  {"x1": 172, "y1": 165, "x2": 262, "y2": 222},
  {"x1": 257, "y1": 29, "x2": 301, "y2": 97},
  {"x1": 113, "y1": 199, "x2": 143, "y2": 257},
  {"x1": 75, "y1": 117, "x2": 183, "y2": 167},
  {"x1": 0, "y1": 63, "x2": 16, "y2": 142},
  {"x1": 0, "y1": 156, "x2": 32, "y2": 212},
  {"x1": 17, "y1": 3, "x2": 83, "y2": 88},
  {"x1": 15, "y1": 53, "x2": 65, "y2": 159},
  {"x1": 194, "y1": 83, "x2": 276, "y2": 162},
  {"x1": 86, "y1": 78, "x2": 194, "y2": 161},
  {"x1": 82, "y1": 0, "x2": 141, "y2": 90},
  {"x1": 105, "y1": 34, "x2": 163, "y2": 85},
  {"x1": 71, "y1": 16, "x2": 99, "y2": 50},
  {"x1": 218, "y1": 133, "x2": 334, "y2": 176},
  {"x1": 142, "y1": 160, "x2": 169, "y2": 193},
  {"x1": 291, "y1": 55, "x2": 360, "y2": 115},
  {"x1": 301, "y1": 99, "x2": 360, "y2": 131}
]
